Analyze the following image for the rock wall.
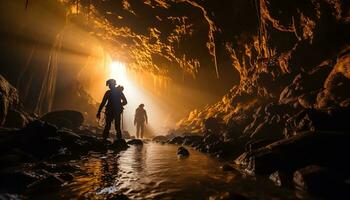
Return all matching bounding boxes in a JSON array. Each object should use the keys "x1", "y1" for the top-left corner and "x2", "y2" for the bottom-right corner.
[
  {"x1": 0, "y1": 75, "x2": 20, "y2": 126},
  {"x1": 175, "y1": 0, "x2": 350, "y2": 141}
]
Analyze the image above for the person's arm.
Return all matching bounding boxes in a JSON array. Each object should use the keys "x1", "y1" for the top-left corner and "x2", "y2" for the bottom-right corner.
[
  {"x1": 144, "y1": 110, "x2": 148, "y2": 124},
  {"x1": 121, "y1": 92, "x2": 127, "y2": 106},
  {"x1": 97, "y1": 91, "x2": 108, "y2": 118}
]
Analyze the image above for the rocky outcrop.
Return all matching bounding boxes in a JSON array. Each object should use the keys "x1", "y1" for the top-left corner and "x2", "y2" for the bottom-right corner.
[
  {"x1": 40, "y1": 110, "x2": 84, "y2": 129},
  {"x1": 172, "y1": 3, "x2": 350, "y2": 195},
  {"x1": 0, "y1": 75, "x2": 20, "y2": 126}
]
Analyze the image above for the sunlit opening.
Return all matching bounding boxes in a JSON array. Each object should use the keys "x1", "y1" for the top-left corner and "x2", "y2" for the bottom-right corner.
[{"x1": 109, "y1": 61, "x2": 127, "y2": 86}]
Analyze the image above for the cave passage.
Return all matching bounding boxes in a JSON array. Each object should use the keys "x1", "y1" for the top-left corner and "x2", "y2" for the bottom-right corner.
[{"x1": 1, "y1": 0, "x2": 350, "y2": 200}]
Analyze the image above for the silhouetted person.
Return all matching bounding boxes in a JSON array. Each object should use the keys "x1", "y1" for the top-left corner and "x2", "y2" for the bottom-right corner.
[
  {"x1": 97, "y1": 79, "x2": 127, "y2": 141},
  {"x1": 134, "y1": 104, "x2": 148, "y2": 139}
]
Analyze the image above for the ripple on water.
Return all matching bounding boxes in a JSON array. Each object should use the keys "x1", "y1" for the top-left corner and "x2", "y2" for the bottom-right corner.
[{"x1": 40, "y1": 142, "x2": 316, "y2": 200}]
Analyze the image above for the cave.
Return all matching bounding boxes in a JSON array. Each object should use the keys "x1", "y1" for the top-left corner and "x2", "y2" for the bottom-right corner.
[{"x1": 0, "y1": 0, "x2": 349, "y2": 199}]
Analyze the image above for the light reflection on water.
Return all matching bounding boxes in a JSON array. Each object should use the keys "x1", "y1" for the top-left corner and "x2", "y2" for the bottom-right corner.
[{"x1": 46, "y1": 142, "x2": 313, "y2": 200}]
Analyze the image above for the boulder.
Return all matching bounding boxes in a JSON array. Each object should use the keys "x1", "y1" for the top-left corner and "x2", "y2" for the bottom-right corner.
[
  {"x1": 293, "y1": 165, "x2": 348, "y2": 197},
  {"x1": 0, "y1": 75, "x2": 19, "y2": 126},
  {"x1": 58, "y1": 130, "x2": 81, "y2": 144},
  {"x1": 24, "y1": 120, "x2": 58, "y2": 138},
  {"x1": 177, "y1": 146, "x2": 189, "y2": 158},
  {"x1": 0, "y1": 171, "x2": 39, "y2": 193},
  {"x1": 221, "y1": 164, "x2": 235, "y2": 172},
  {"x1": 41, "y1": 110, "x2": 84, "y2": 129},
  {"x1": 28, "y1": 174, "x2": 64, "y2": 193},
  {"x1": 183, "y1": 135, "x2": 203, "y2": 147},
  {"x1": 235, "y1": 131, "x2": 350, "y2": 175},
  {"x1": 269, "y1": 171, "x2": 293, "y2": 187},
  {"x1": 127, "y1": 139, "x2": 143, "y2": 146},
  {"x1": 168, "y1": 136, "x2": 184, "y2": 145},
  {"x1": 4, "y1": 108, "x2": 27, "y2": 128},
  {"x1": 152, "y1": 135, "x2": 168, "y2": 143},
  {"x1": 110, "y1": 139, "x2": 128, "y2": 151}
]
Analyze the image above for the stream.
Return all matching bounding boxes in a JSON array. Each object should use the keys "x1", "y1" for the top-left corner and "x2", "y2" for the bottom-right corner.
[{"x1": 33, "y1": 142, "x2": 316, "y2": 200}]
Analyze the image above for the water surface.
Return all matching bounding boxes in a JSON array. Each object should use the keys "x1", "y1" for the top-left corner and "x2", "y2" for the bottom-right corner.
[{"x1": 40, "y1": 142, "x2": 315, "y2": 200}]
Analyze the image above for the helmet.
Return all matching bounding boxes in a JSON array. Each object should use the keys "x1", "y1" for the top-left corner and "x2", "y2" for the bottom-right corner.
[{"x1": 106, "y1": 79, "x2": 117, "y2": 86}]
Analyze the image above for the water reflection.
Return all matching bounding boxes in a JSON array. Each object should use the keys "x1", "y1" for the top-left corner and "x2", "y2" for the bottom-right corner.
[{"x1": 48, "y1": 143, "x2": 315, "y2": 200}]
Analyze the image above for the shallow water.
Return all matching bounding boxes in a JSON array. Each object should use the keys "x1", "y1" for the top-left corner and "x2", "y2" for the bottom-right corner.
[{"x1": 38, "y1": 142, "x2": 315, "y2": 200}]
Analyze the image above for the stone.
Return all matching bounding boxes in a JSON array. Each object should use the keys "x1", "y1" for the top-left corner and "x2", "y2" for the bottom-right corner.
[
  {"x1": 127, "y1": 139, "x2": 143, "y2": 145},
  {"x1": 0, "y1": 75, "x2": 19, "y2": 126},
  {"x1": 0, "y1": 171, "x2": 39, "y2": 193},
  {"x1": 41, "y1": 110, "x2": 84, "y2": 129},
  {"x1": 293, "y1": 165, "x2": 348, "y2": 197},
  {"x1": 24, "y1": 120, "x2": 58, "y2": 138},
  {"x1": 58, "y1": 130, "x2": 81, "y2": 144},
  {"x1": 168, "y1": 136, "x2": 184, "y2": 145},
  {"x1": 269, "y1": 171, "x2": 293, "y2": 187},
  {"x1": 221, "y1": 164, "x2": 235, "y2": 172},
  {"x1": 110, "y1": 139, "x2": 128, "y2": 151},
  {"x1": 177, "y1": 146, "x2": 189, "y2": 158},
  {"x1": 210, "y1": 192, "x2": 249, "y2": 200},
  {"x1": 106, "y1": 193, "x2": 129, "y2": 200},
  {"x1": 152, "y1": 135, "x2": 168, "y2": 143},
  {"x1": 28, "y1": 174, "x2": 64, "y2": 193},
  {"x1": 235, "y1": 131, "x2": 350, "y2": 175},
  {"x1": 183, "y1": 135, "x2": 203, "y2": 147},
  {"x1": 3, "y1": 108, "x2": 27, "y2": 128}
]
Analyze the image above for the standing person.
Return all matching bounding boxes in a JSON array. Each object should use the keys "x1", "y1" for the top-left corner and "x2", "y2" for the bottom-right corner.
[
  {"x1": 97, "y1": 79, "x2": 127, "y2": 142},
  {"x1": 134, "y1": 104, "x2": 148, "y2": 139}
]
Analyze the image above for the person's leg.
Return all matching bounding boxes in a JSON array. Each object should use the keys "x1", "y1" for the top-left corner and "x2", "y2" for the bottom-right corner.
[
  {"x1": 136, "y1": 122, "x2": 140, "y2": 138},
  {"x1": 140, "y1": 122, "x2": 145, "y2": 139},
  {"x1": 103, "y1": 113, "x2": 112, "y2": 141},
  {"x1": 114, "y1": 113, "x2": 122, "y2": 140}
]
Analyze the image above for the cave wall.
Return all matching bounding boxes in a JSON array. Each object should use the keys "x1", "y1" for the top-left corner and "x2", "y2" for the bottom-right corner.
[{"x1": 175, "y1": 0, "x2": 350, "y2": 139}]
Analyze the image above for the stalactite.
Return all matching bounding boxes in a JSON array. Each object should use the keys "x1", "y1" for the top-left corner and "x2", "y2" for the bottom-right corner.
[{"x1": 25, "y1": 0, "x2": 29, "y2": 10}]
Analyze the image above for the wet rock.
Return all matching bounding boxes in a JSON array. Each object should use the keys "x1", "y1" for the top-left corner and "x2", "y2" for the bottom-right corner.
[
  {"x1": 245, "y1": 139, "x2": 275, "y2": 152},
  {"x1": 183, "y1": 135, "x2": 203, "y2": 147},
  {"x1": 110, "y1": 139, "x2": 128, "y2": 151},
  {"x1": 285, "y1": 108, "x2": 350, "y2": 136},
  {"x1": 210, "y1": 192, "x2": 249, "y2": 200},
  {"x1": 0, "y1": 154, "x2": 22, "y2": 168},
  {"x1": 58, "y1": 172, "x2": 74, "y2": 182},
  {"x1": 269, "y1": 171, "x2": 293, "y2": 187},
  {"x1": 152, "y1": 135, "x2": 168, "y2": 143},
  {"x1": 3, "y1": 108, "x2": 27, "y2": 128},
  {"x1": 41, "y1": 110, "x2": 84, "y2": 129},
  {"x1": 0, "y1": 193, "x2": 23, "y2": 200},
  {"x1": 106, "y1": 193, "x2": 129, "y2": 200},
  {"x1": 0, "y1": 75, "x2": 19, "y2": 126},
  {"x1": 24, "y1": 120, "x2": 58, "y2": 138},
  {"x1": 177, "y1": 146, "x2": 189, "y2": 158},
  {"x1": 293, "y1": 165, "x2": 348, "y2": 197},
  {"x1": 204, "y1": 117, "x2": 225, "y2": 133},
  {"x1": 221, "y1": 164, "x2": 235, "y2": 172},
  {"x1": 168, "y1": 136, "x2": 184, "y2": 145},
  {"x1": 127, "y1": 139, "x2": 143, "y2": 145},
  {"x1": 36, "y1": 162, "x2": 80, "y2": 173},
  {"x1": 28, "y1": 174, "x2": 64, "y2": 193},
  {"x1": 0, "y1": 171, "x2": 39, "y2": 193},
  {"x1": 235, "y1": 131, "x2": 350, "y2": 175},
  {"x1": 58, "y1": 129, "x2": 81, "y2": 144}
]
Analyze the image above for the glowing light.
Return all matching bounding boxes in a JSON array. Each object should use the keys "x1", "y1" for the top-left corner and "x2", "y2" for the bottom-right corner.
[{"x1": 109, "y1": 61, "x2": 127, "y2": 86}]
